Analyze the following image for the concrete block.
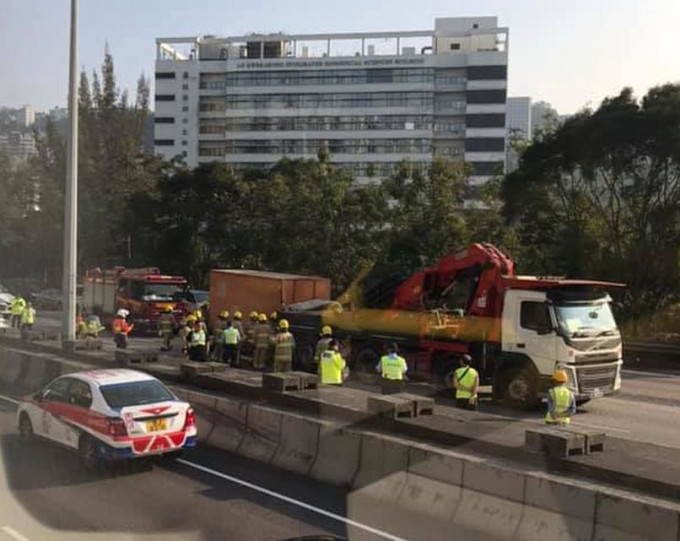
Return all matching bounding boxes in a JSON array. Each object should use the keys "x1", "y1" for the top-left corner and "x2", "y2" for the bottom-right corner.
[
  {"x1": 516, "y1": 506, "x2": 593, "y2": 541},
  {"x1": 262, "y1": 373, "x2": 300, "y2": 393},
  {"x1": 564, "y1": 427, "x2": 605, "y2": 453},
  {"x1": 271, "y1": 414, "x2": 324, "y2": 474},
  {"x1": 0, "y1": 349, "x2": 24, "y2": 386},
  {"x1": 462, "y1": 461, "x2": 526, "y2": 503},
  {"x1": 593, "y1": 492, "x2": 680, "y2": 541},
  {"x1": 395, "y1": 393, "x2": 435, "y2": 416},
  {"x1": 310, "y1": 428, "x2": 361, "y2": 486},
  {"x1": 205, "y1": 361, "x2": 227, "y2": 373},
  {"x1": 180, "y1": 362, "x2": 213, "y2": 380},
  {"x1": 366, "y1": 394, "x2": 414, "y2": 419},
  {"x1": 524, "y1": 474, "x2": 596, "y2": 521},
  {"x1": 237, "y1": 405, "x2": 283, "y2": 463},
  {"x1": 85, "y1": 338, "x2": 103, "y2": 351},
  {"x1": 452, "y1": 488, "x2": 523, "y2": 540},
  {"x1": 352, "y1": 432, "x2": 409, "y2": 490},
  {"x1": 290, "y1": 371, "x2": 318, "y2": 390},
  {"x1": 525, "y1": 427, "x2": 586, "y2": 457},
  {"x1": 407, "y1": 444, "x2": 465, "y2": 486},
  {"x1": 207, "y1": 397, "x2": 248, "y2": 452}
]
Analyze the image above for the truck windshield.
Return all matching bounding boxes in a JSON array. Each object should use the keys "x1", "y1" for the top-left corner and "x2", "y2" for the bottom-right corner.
[
  {"x1": 554, "y1": 301, "x2": 618, "y2": 337},
  {"x1": 142, "y1": 283, "x2": 187, "y2": 301}
]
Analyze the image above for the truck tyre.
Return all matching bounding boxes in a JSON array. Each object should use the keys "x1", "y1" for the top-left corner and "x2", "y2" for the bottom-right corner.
[
  {"x1": 354, "y1": 345, "x2": 380, "y2": 373},
  {"x1": 500, "y1": 365, "x2": 540, "y2": 409}
]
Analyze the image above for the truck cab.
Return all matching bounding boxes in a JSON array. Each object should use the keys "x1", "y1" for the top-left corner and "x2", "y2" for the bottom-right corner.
[{"x1": 498, "y1": 284, "x2": 622, "y2": 406}]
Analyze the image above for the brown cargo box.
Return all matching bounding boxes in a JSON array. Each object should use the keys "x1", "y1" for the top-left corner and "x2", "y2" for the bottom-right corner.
[{"x1": 209, "y1": 270, "x2": 331, "y2": 328}]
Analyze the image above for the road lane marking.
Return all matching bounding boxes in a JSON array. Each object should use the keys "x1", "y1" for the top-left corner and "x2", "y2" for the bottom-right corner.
[
  {"x1": 0, "y1": 395, "x2": 19, "y2": 405},
  {"x1": 177, "y1": 458, "x2": 411, "y2": 541},
  {"x1": 1, "y1": 526, "x2": 31, "y2": 541}
]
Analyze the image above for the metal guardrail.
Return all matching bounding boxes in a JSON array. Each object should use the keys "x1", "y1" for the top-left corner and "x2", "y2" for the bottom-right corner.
[{"x1": 624, "y1": 340, "x2": 680, "y2": 355}]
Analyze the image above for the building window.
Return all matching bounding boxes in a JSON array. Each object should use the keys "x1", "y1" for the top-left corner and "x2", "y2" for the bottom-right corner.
[
  {"x1": 470, "y1": 161, "x2": 504, "y2": 176},
  {"x1": 182, "y1": 118, "x2": 189, "y2": 124},
  {"x1": 182, "y1": 94, "x2": 189, "y2": 101},
  {"x1": 154, "y1": 139, "x2": 174, "y2": 146},
  {"x1": 155, "y1": 94, "x2": 175, "y2": 102},
  {"x1": 467, "y1": 65, "x2": 508, "y2": 80},
  {"x1": 183, "y1": 72, "x2": 189, "y2": 79},
  {"x1": 182, "y1": 83, "x2": 189, "y2": 90},
  {"x1": 154, "y1": 117, "x2": 175, "y2": 124},
  {"x1": 450, "y1": 43, "x2": 461, "y2": 51},
  {"x1": 473, "y1": 23, "x2": 479, "y2": 29},
  {"x1": 182, "y1": 151, "x2": 188, "y2": 158},
  {"x1": 182, "y1": 106, "x2": 189, "y2": 112},
  {"x1": 466, "y1": 113, "x2": 506, "y2": 128},
  {"x1": 466, "y1": 89, "x2": 507, "y2": 104},
  {"x1": 182, "y1": 140, "x2": 188, "y2": 146},
  {"x1": 465, "y1": 138, "x2": 505, "y2": 152},
  {"x1": 182, "y1": 129, "x2": 188, "y2": 135},
  {"x1": 155, "y1": 72, "x2": 175, "y2": 79}
]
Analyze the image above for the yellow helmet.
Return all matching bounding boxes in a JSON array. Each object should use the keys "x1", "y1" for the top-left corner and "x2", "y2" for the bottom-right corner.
[
  {"x1": 186, "y1": 315, "x2": 197, "y2": 323},
  {"x1": 278, "y1": 319, "x2": 289, "y2": 330},
  {"x1": 219, "y1": 310, "x2": 230, "y2": 319},
  {"x1": 249, "y1": 311, "x2": 258, "y2": 320},
  {"x1": 270, "y1": 311, "x2": 277, "y2": 320},
  {"x1": 164, "y1": 306, "x2": 173, "y2": 313},
  {"x1": 258, "y1": 313, "x2": 268, "y2": 322},
  {"x1": 553, "y1": 370, "x2": 569, "y2": 384},
  {"x1": 321, "y1": 325, "x2": 332, "y2": 336},
  {"x1": 234, "y1": 311, "x2": 242, "y2": 320}
]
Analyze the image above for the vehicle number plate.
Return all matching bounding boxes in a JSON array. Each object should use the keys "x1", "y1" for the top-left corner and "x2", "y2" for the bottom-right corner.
[
  {"x1": 591, "y1": 388, "x2": 604, "y2": 398},
  {"x1": 146, "y1": 418, "x2": 167, "y2": 432}
]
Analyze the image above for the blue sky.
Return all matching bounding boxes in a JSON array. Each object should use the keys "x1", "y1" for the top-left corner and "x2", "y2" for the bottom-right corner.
[{"x1": 2, "y1": 0, "x2": 679, "y2": 114}]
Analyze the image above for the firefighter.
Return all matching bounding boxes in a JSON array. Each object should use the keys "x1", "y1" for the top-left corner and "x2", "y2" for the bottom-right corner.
[
  {"x1": 377, "y1": 342, "x2": 408, "y2": 395},
  {"x1": 314, "y1": 325, "x2": 334, "y2": 366},
  {"x1": 221, "y1": 319, "x2": 241, "y2": 365},
  {"x1": 319, "y1": 339, "x2": 346, "y2": 386},
  {"x1": 241, "y1": 311, "x2": 259, "y2": 366},
  {"x1": 188, "y1": 319, "x2": 207, "y2": 362},
  {"x1": 158, "y1": 306, "x2": 175, "y2": 351},
  {"x1": 545, "y1": 370, "x2": 576, "y2": 425},
  {"x1": 212, "y1": 310, "x2": 229, "y2": 361},
  {"x1": 268, "y1": 311, "x2": 278, "y2": 334},
  {"x1": 452, "y1": 354, "x2": 479, "y2": 411},
  {"x1": 271, "y1": 319, "x2": 295, "y2": 373},
  {"x1": 180, "y1": 314, "x2": 197, "y2": 356},
  {"x1": 20, "y1": 302, "x2": 36, "y2": 331},
  {"x1": 112, "y1": 309, "x2": 134, "y2": 349},
  {"x1": 253, "y1": 313, "x2": 271, "y2": 370},
  {"x1": 10, "y1": 296, "x2": 26, "y2": 328}
]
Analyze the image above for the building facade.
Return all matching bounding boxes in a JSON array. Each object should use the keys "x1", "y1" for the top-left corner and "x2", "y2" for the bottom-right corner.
[
  {"x1": 154, "y1": 17, "x2": 508, "y2": 183},
  {"x1": 506, "y1": 96, "x2": 531, "y2": 139},
  {"x1": 0, "y1": 131, "x2": 36, "y2": 160}
]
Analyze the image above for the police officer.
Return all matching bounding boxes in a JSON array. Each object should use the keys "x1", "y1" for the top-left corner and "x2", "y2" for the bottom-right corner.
[
  {"x1": 221, "y1": 319, "x2": 241, "y2": 365},
  {"x1": 158, "y1": 306, "x2": 175, "y2": 351},
  {"x1": 452, "y1": 354, "x2": 479, "y2": 410},
  {"x1": 377, "y1": 342, "x2": 408, "y2": 395},
  {"x1": 545, "y1": 370, "x2": 576, "y2": 425},
  {"x1": 319, "y1": 339, "x2": 346, "y2": 386},
  {"x1": 10, "y1": 296, "x2": 26, "y2": 328},
  {"x1": 271, "y1": 319, "x2": 295, "y2": 373},
  {"x1": 20, "y1": 302, "x2": 36, "y2": 331},
  {"x1": 188, "y1": 320, "x2": 207, "y2": 362},
  {"x1": 253, "y1": 313, "x2": 271, "y2": 370}
]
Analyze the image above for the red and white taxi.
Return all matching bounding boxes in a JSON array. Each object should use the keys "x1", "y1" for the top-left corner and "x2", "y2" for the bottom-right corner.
[{"x1": 17, "y1": 369, "x2": 197, "y2": 468}]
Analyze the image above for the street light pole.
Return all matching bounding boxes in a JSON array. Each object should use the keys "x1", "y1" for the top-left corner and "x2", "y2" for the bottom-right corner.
[{"x1": 62, "y1": 0, "x2": 78, "y2": 344}]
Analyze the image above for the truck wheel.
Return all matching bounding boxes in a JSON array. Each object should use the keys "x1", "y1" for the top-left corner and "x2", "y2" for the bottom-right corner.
[
  {"x1": 500, "y1": 365, "x2": 540, "y2": 409},
  {"x1": 354, "y1": 345, "x2": 380, "y2": 373}
]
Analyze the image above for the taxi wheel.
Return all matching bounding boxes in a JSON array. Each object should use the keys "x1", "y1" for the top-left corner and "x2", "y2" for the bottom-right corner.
[
  {"x1": 19, "y1": 413, "x2": 34, "y2": 441},
  {"x1": 79, "y1": 435, "x2": 100, "y2": 471}
]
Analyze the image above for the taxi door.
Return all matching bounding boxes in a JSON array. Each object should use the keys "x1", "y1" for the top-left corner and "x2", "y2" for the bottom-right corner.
[{"x1": 37, "y1": 377, "x2": 74, "y2": 445}]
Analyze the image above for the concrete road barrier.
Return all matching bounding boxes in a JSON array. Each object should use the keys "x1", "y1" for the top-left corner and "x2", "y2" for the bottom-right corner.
[
  {"x1": 309, "y1": 427, "x2": 361, "y2": 486},
  {"x1": 207, "y1": 397, "x2": 248, "y2": 452},
  {"x1": 182, "y1": 390, "x2": 217, "y2": 444},
  {"x1": 271, "y1": 414, "x2": 325, "y2": 475},
  {"x1": 237, "y1": 404, "x2": 283, "y2": 463},
  {"x1": 0, "y1": 349, "x2": 25, "y2": 387}
]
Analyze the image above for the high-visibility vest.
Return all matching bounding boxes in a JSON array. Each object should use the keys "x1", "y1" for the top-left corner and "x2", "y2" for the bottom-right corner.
[
  {"x1": 11, "y1": 298, "x2": 26, "y2": 316},
  {"x1": 454, "y1": 366, "x2": 478, "y2": 399},
  {"x1": 21, "y1": 308, "x2": 35, "y2": 325},
  {"x1": 380, "y1": 354, "x2": 406, "y2": 380},
  {"x1": 222, "y1": 327, "x2": 240, "y2": 345},
  {"x1": 314, "y1": 337, "x2": 332, "y2": 362},
  {"x1": 320, "y1": 350, "x2": 345, "y2": 385},
  {"x1": 273, "y1": 332, "x2": 295, "y2": 363},
  {"x1": 190, "y1": 329, "x2": 206, "y2": 347},
  {"x1": 545, "y1": 386, "x2": 573, "y2": 424}
]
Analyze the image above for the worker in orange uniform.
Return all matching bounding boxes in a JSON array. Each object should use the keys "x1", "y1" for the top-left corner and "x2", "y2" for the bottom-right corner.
[
  {"x1": 271, "y1": 319, "x2": 295, "y2": 373},
  {"x1": 112, "y1": 309, "x2": 134, "y2": 349},
  {"x1": 545, "y1": 370, "x2": 576, "y2": 425},
  {"x1": 452, "y1": 354, "x2": 479, "y2": 411},
  {"x1": 253, "y1": 313, "x2": 272, "y2": 370},
  {"x1": 376, "y1": 342, "x2": 408, "y2": 395}
]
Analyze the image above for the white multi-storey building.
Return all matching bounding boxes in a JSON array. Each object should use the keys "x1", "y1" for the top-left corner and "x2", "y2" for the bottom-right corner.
[
  {"x1": 154, "y1": 17, "x2": 508, "y2": 183},
  {"x1": 506, "y1": 96, "x2": 531, "y2": 139}
]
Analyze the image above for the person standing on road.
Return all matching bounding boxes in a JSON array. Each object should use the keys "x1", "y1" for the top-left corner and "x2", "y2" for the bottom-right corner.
[
  {"x1": 158, "y1": 306, "x2": 175, "y2": 351},
  {"x1": 112, "y1": 309, "x2": 134, "y2": 349},
  {"x1": 452, "y1": 354, "x2": 479, "y2": 411},
  {"x1": 377, "y1": 342, "x2": 408, "y2": 395},
  {"x1": 212, "y1": 310, "x2": 229, "y2": 361},
  {"x1": 253, "y1": 313, "x2": 271, "y2": 370},
  {"x1": 319, "y1": 339, "x2": 346, "y2": 386},
  {"x1": 221, "y1": 319, "x2": 241, "y2": 365},
  {"x1": 10, "y1": 296, "x2": 26, "y2": 328},
  {"x1": 271, "y1": 319, "x2": 295, "y2": 373},
  {"x1": 545, "y1": 370, "x2": 576, "y2": 425},
  {"x1": 314, "y1": 325, "x2": 333, "y2": 367},
  {"x1": 231, "y1": 311, "x2": 245, "y2": 366},
  {"x1": 20, "y1": 302, "x2": 36, "y2": 331},
  {"x1": 188, "y1": 320, "x2": 207, "y2": 362}
]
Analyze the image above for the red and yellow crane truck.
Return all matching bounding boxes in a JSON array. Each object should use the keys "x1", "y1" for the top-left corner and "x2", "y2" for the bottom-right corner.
[
  {"x1": 281, "y1": 243, "x2": 623, "y2": 407},
  {"x1": 82, "y1": 267, "x2": 190, "y2": 333}
]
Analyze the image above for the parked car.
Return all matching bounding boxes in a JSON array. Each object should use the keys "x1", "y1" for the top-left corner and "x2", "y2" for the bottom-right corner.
[{"x1": 17, "y1": 369, "x2": 197, "y2": 469}]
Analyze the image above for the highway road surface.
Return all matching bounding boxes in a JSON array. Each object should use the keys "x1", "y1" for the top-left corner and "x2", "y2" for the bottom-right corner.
[{"x1": 0, "y1": 392, "x2": 401, "y2": 541}]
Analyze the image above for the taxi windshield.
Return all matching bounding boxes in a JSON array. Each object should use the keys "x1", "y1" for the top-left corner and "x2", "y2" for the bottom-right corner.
[{"x1": 100, "y1": 380, "x2": 174, "y2": 408}]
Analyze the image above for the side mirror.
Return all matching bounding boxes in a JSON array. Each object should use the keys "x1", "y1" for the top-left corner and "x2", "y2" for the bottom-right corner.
[{"x1": 536, "y1": 326, "x2": 553, "y2": 336}]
